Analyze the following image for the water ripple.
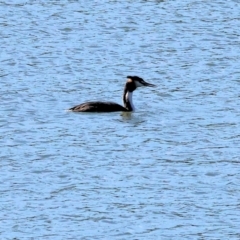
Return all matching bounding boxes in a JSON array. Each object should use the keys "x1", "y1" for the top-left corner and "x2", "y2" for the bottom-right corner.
[{"x1": 1, "y1": 0, "x2": 240, "y2": 239}]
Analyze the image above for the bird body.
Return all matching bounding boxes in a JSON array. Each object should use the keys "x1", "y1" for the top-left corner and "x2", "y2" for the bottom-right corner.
[{"x1": 69, "y1": 101, "x2": 127, "y2": 112}]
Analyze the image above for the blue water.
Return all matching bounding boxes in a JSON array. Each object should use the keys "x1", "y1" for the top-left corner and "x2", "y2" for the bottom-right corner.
[{"x1": 1, "y1": 0, "x2": 240, "y2": 239}]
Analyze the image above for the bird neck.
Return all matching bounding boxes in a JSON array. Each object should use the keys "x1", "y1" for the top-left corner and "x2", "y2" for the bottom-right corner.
[{"x1": 123, "y1": 90, "x2": 135, "y2": 111}]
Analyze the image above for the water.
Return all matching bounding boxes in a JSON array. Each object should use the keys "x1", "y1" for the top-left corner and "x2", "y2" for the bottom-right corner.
[{"x1": 1, "y1": 0, "x2": 240, "y2": 239}]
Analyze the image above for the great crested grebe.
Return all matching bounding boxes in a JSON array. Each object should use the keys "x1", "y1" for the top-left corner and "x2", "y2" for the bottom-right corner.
[{"x1": 68, "y1": 76, "x2": 156, "y2": 112}]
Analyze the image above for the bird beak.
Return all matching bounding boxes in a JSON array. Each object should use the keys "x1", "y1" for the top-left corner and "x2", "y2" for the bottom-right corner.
[{"x1": 142, "y1": 81, "x2": 156, "y2": 87}]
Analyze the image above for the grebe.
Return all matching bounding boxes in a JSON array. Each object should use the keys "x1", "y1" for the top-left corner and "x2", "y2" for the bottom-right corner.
[{"x1": 68, "y1": 76, "x2": 156, "y2": 112}]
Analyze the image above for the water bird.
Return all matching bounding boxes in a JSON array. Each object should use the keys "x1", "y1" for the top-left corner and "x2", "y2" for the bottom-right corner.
[{"x1": 68, "y1": 76, "x2": 156, "y2": 112}]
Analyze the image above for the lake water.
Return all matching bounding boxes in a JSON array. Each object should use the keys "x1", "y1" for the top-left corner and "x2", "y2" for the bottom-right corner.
[{"x1": 1, "y1": 0, "x2": 240, "y2": 239}]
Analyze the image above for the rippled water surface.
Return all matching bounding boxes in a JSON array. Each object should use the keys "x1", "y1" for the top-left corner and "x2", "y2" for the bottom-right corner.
[{"x1": 1, "y1": 0, "x2": 240, "y2": 239}]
